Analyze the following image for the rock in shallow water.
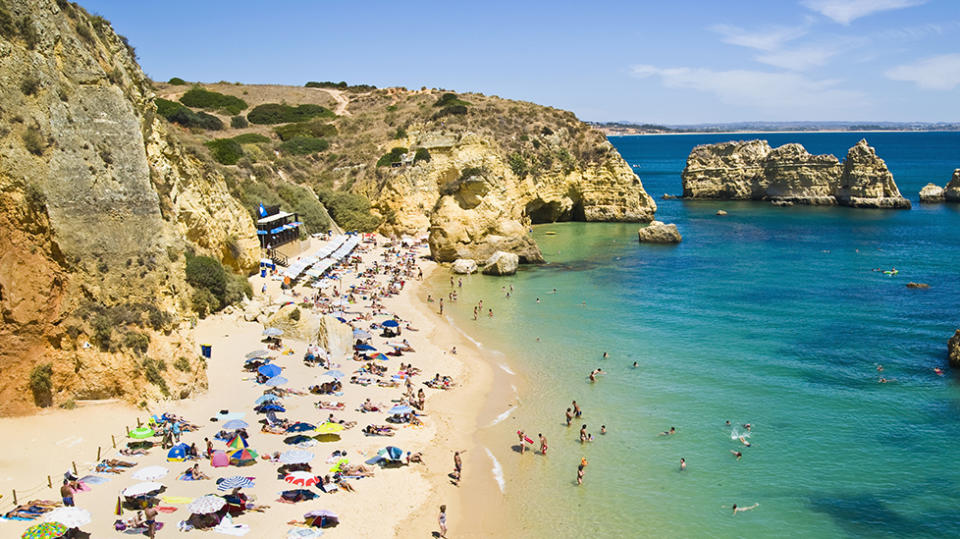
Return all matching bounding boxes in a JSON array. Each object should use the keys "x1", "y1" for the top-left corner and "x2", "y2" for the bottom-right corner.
[
  {"x1": 451, "y1": 259, "x2": 478, "y2": 274},
  {"x1": 482, "y1": 251, "x2": 519, "y2": 276},
  {"x1": 637, "y1": 221, "x2": 682, "y2": 243},
  {"x1": 919, "y1": 183, "x2": 945, "y2": 203},
  {"x1": 906, "y1": 282, "x2": 930, "y2": 289}
]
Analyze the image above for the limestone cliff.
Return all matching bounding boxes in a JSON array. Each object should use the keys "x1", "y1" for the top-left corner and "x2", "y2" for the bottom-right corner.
[
  {"x1": 363, "y1": 132, "x2": 655, "y2": 263},
  {"x1": 0, "y1": 0, "x2": 257, "y2": 414},
  {"x1": 681, "y1": 139, "x2": 910, "y2": 209}
]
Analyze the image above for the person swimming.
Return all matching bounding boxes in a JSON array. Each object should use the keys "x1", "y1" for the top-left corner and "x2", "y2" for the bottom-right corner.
[
  {"x1": 738, "y1": 435, "x2": 751, "y2": 447},
  {"x1": 659, "y1": 427, "x2": 676, "y2": 436},
  {"x1": 732, "y1": 503, "x2": 759, "y2": 515},
  {"x1": 731, "y1": 450, "x2": 742, "y2": 461}
]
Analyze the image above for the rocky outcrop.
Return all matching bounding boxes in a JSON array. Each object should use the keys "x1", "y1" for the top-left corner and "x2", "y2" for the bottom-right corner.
[
  {"x1": 0, "y1": 1, "x2": 257, "y2": 414},
  {"x1": 481, "y1": 251, "x2": 519, "y2": 276},
  {"x1": 451, "y1": 259, "x2": 478, "y2": 274},
  {"x1": 367, "y1": 131, "x2": 656, "y2": 264},
  {"x1": 919, "y1": 183, "x2": 945, "y2": 202},
  {"x1": 637, "y1": 221, "x2": 681, "y2": 243},
  {"x1": 315, "y1": 315, "x2": 354, "y2": 360},
  {"x1": 949, "y1": 330, "x2": 960, "y2": 369},
  {"x1": 265, "y1": 304, "x2": 318, "y2": 343},
  {"x1": 681, "y1": 139, "x2": 910, "y2": 209},
  {"x1": 944, "y1": 170, "x2": 960, "y2": 202}
]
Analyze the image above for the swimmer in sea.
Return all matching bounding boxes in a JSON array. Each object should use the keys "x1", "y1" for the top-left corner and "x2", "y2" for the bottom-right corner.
[
  {"x1": 732, "y1": 503, "x2": 759, "y2": 515},
  {"x1": 536, "y1": 298, "x2": 540, "y2": 303},
  {"x1": 659, "y1": 427, "x2": 676, "y2": 436},
  {"x1": 731, "y1": 450, "x2": 742, "y2": 461},
  {"x1": 589, "y1": 370, "x2": 596, "y2": 382},
  {"x1": 488, "y1": 309, "x2": 493, "y2": 318},
  {"x1": 934, "y1": 367, "x2": 944, "y2": 376},
  {"x1": 680, "y1": 458, "x2": 686, "y2": 471},
  {"x1": 877, "y1": 364, "x2": 884, "y2": 372},
  {"x1": 600, "y1": 425, "x2": 606, "y2": 435},
  {"x1": 602, "y1": 352, "x2": 608, "y2": 359},
  {"x1": 738, "y1": 435, "x2": 751, "y2": 447},
  {"x1": 633, "y1": 361, "x2": 638, "y2": 368}
]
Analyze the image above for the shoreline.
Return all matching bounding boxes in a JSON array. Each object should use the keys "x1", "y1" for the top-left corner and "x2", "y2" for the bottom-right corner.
[{"x1": 602, "y1": 129, "x2": 960, "y2": 137}]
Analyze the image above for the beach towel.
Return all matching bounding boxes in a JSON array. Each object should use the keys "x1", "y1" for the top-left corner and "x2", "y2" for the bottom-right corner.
[
  {"x1": 161, "y1": 496, "x2": 193, "y2": 504},
  {"x1": 287, "y1": 528, "x2": 324, "y2": 538},
  {"x1": 214, "y1": 514, "x2": 250, "y2": 536},
  {"x1": 79, "y1": 475, "x2": 110, "y2": 484},
  {"x1": 157, "y1": 506, "x2": 178, "y2": 513}
]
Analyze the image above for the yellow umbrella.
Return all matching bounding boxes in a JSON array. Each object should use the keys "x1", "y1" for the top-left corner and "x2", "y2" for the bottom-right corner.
[{"x1": 315, "y1": 422, "x2": 344, "y2": 435}]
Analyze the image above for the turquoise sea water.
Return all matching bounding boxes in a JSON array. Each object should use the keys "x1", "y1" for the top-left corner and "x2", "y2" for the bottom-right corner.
[{"x1": 436, "y1": 133, "x2": 960, "y2": 538}]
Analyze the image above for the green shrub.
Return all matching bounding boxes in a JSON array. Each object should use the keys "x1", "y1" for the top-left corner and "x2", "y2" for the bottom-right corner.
[
  {"x1": 91, "y1": 313, "x2": 113, "y2": 351},
  {"x1": 305, "y1": 81, "x2": 347, "y2": 89},
  {"x1": 276, "y1": 183, "x2": 330, "y2": 232},
  {"x1": 0, "y1": 2, "x2": 14, "y2": 38},
  {"x1": 22, "y1": 126, "x2": 45, "y2": 156},
  {"x1": 508, "y1": 152, "x2": 529, "y2": 177},
  {"x1": 20, "y1": 76, "x2": 40, "y2": 96},
  {"x1": 224, "y1": 271, "x2": 252, "y2": 306},
  {"x1": 433, "y1": 105, "x2": 467, "y2": 119},
  {"x1": 191, "y1": 288, "x2": 219, "y2": 318},
  {"x1": 433, "y1": 93, "x2": 470, "y2": 108},
  {"x1": 278, "y1": 136, "x2": 329, "y2": 155},
  {"x1": 414, "y1": 148, "x2": 431, "y2": 163},
  {"x1": 317, "y1": 190, "x2": 382, "y2": 232},
  {"x1": 459, "y1": 166, "x2": 484, "y2": 180},
  {"x1": 230, "y1": 115, "x2": 248, "y2": 128},
  {"x1": 247, "y1": 103, "x2": 334, "y2": 124},
  {"x1": 179, "y1": 87, "x2": 247, "y2": 115},
  {"x1": 122, "y1": 331, "x2": 150, "y2": 355},
  {"x1": 168, "y1": 77, "x2": 187, "y2": 85},
  {"x1": 141, "y1": 358, "x2": 169, "y2": 395},
  {"x1": 76, "y1": 21, "x2": 93, "y2": 43},
  {"x1": 376, "y1": 147, "x2": 408, "y2": 167},
  {"x1": 155, "y1": 97, "x2": 181, "y2": 117},
  {"x1": 59, "y1": 399, "x2": 76, "y2": 410},
  {"x1": 205, "y1": 138, "x2": 243, "y2": 165},
  {"x1": 185, "y1": 254, "x2": 227, "y2": 298},
  {"x1": 174, "y1": 357, "x2": 191, "y2": 372},
  {"x1": 157, "y1": 98, "x2": 224, "y2": 130},
  {"x1": 29, "y1": 363, "x2": 53, "y2": 407},
  {"x1": 231, "y1": 133, "x2": 270, "y2": 144},
  {"x1": 393, "y1": 126, "x2": 407, "y2": 140},
  {"x1": 273, "y1": 120, "x2": 337, "y2": 141},
  {"x1": 290, "y1": 308, "x2": 301, "y2": 321}
]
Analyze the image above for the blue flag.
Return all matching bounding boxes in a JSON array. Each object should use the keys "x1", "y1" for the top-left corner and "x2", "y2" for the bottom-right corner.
[{"x1": 258, "y1": 203, "x2": 267, "y2": 217}]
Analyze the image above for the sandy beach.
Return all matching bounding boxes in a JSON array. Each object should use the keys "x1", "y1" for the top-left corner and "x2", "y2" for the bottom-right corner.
[{"x1": 0, "y1": 236, "x2": 509, "y2": 538}]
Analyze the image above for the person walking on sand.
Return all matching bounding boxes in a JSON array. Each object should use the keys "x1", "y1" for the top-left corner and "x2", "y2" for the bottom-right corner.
[
  {"x1": 518, "y1": 430, "x2": 526, "y2": 454},
  {"x1": 145, "y1": 500, "x2": 159, "y2": 538},
  {"x1": 60, "y1": 479, "x2": 74, "y2": 507},
  {"x1": 438, "y1": 505, "x2": 447, "y2": 537},
  {"x1": 439, "y1": 298, "x2": 444, "y2": 315},
  {"x1": 453, "y1": 451, "x2": 463, "y2": 482}
]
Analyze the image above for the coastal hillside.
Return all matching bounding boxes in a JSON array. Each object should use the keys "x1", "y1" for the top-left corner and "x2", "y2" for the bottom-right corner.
[
  {"x1": 153, "y1": 81, "x2": 656, "y2": 264},
  {"x1": 0, "y1": 0, "x2": 259, "y2": 414},
  {"x1": 681, "y1": 139, "x2": 910, "y2": 209}
]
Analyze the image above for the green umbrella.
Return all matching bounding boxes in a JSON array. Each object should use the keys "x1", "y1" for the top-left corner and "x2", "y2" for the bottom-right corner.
[
  {"x1": 129, "y1": 426, "x2": 154, "y2": 439},
  {"x1": 21, "y1": 521, "x2": 67, "y2": 539}
]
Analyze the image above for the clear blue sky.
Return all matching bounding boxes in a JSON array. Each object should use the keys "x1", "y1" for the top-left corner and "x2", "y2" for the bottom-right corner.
[{"x1": 81, "y1": 0, "x2": 959, "y2": 124}]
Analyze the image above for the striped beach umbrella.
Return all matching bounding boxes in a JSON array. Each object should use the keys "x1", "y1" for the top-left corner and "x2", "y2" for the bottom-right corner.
[
  {"x1": 216, "y1": 476, "x2": 255, "y2": 491},
  {"x1": 229, "y1": 449, "x2": 258, "y2": 466},
  {"x1": 226, "y1": 435, "x2": 248, "y2": 449}
]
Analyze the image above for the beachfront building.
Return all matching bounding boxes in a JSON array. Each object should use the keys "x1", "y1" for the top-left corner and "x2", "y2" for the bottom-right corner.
[{"x1": 256, "y1": 204, "x2": 302, "y2": 250}]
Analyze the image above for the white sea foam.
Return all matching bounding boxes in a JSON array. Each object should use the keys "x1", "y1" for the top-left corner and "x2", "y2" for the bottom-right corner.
[
  {"x1": 446, "y1": 315, "x2": 484, "y2": 348},
  {"x1": 485, "y1": 447, "x2": 505, "y2": 492},
  {"x1": 489, "y1": 406, "x2": 516, "y2": 426},
  {"x1": 498, "y1": 363, "x2": 515, "y2": 375}
]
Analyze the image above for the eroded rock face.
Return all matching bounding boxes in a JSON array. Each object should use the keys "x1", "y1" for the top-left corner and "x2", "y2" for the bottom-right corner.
[
  {"x1": 369, "y1": 132, "x2": 656, "y2": 264},
  {"x1": 682, "y1": 139, "x2": 910, "y2": 209},
  {"x1": 919, "y1": 183, "x2": 945, "y2": 203},
  {"x1": 451, "y1": 259, "x2": 478, "y2": 274},
  {"x1": 482, "y1": 251, "x2": 519, "y2": 276},
  {"x1": 944, "y1": 169, "x2": 960, "y2": 202},
  {"x1": 637, "y1": 221, "x2": 682, "y2": 243},
  {"x1": 0, "y1": 1, "x2": 257, "y2": 414},
  {"x1": 949, "y1": 329, "x2": 960, "y2": 369}
]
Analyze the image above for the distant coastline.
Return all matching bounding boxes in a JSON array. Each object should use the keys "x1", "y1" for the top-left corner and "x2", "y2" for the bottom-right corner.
[{"x1": 591, "y1": 121, "x2": 960, "y2": 137}]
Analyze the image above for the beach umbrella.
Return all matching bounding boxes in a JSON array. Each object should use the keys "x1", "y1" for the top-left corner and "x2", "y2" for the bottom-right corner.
[
  {"x1": 284, "y1": 471, "x2": 320, "y2": 487},
  {"x1": 166, "y1": 443, "x2": 190, "y2": 462},
  {"x1": 322, "y1": 369, "x2": 345, "y2": 379},
  {"x1": 383, "y1": 446, "x2": 403, "y2": 461},
  {"x1": 381, "y1": 319, "x2": 399, "y2": 328},
  {"x1": 229, "y1": 449, "x2": 258, "y2": 466},
  {"x1": 222, "y1": 419, "x2": 248, "y2": 430},
  {"x1": 389, "y1": 405, "x2": 413, "y2": 415},
  {"x1": 286, "y1": 422, "x2": 316, "y2": 432},
  {"x1": 210, "y1": 450, "x2": 229, "y2": 468},
  {"x1": 373, "y1": 353, "x2": 389, "y2": 361},
  {"x1": 304, "y1": 509, "x2": 339, "y2": 528},
  {"x1": 244, "y1": 357, "x2": 270, "y2": 366},
  {"x1": 257, "y1": 403, "x2": 286, "y2": 413},
  {"x1": 246, "y1": 350, "x2": 270, "y2": 359},
  {"x1": 352, "y1": 329, "x2": 371, "y2": 340},
  {"x1": 263, "y1": 327, "x2": 284, "y2": 337},
  {"x1": 187, "y1": 495, "x2": 226, "y2": 515},
  {"x1": 122, "y1": 481, "x2": 164, "y2": 497},
  {"x1": 226, "y1": 435, "x2": 248, "y2": 449},
  {"x1": 279, "y1": 450, "x2": 314, "y2": 464},
  {"x1": 42, "y1": 507, "x2": 91, "y2": 528},
  {"x1": 313, "y1": 433, "x2": 341, "y2": 443},
  {"x1": 20, "y1": 522, "x2": 67, "y2": 539},
  {"x1": 258, "y1": 364, "x2": 282, "y2": 378},
  {"x1": 132, "y1": 465, "x2": 168, "y2": 481},
  {"x1": 355, "y1": 343, "x2": 376, "y2": 352},
  {"x1": 264, "y1": 376, "x2": 288, "y2": 387},
  {"x1": 114, "y1": 496, "x2": 122, "y2": 516},
  {"x1": 315, "y1": 422, "x2": 344, "y2": 435},
  {"x1": 216, "y1": 476, "x2": 255, "y2": 491},
  {"x1": 281, "y1": 489, "x2": 318, "y2": 502},
  {"x1": 254, "y1": 394, "x2": 280, "y2": 405},
  {"x1": 128, "y1": 426, "x2": 154, "y2": 439},
  {"x1": 284, "y1": 435, "x2": 313, "y2": 445}
]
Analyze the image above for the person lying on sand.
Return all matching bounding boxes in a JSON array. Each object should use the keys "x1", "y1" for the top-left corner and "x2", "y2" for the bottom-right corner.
[
  {"x1": 315, "y1": 401, "x2": 346, "y2": 410},
  {"x1": 363, "y1": 425, "x2": 395, "y2": 436},
  {"x1": 120, "y1": 448, "x2": 149, "y2": 456},
  {"x1": 360, "y1": 399, "x2": 383, "y2": 412}
]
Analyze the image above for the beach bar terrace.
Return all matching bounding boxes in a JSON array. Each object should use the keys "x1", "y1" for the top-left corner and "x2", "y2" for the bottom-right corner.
[{"x1": 256, "y1": 205, "x2": 302, "y2": 250}]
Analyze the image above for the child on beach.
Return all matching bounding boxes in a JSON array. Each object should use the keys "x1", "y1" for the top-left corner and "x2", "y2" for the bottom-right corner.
[{"x1": 438, "y1": 505, "x2": 447, "y2": 537}]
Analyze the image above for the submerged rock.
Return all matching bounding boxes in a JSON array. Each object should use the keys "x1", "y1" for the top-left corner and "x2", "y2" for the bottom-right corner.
[
  {"x1": 716, "y1": 210, "x2": 728, "y2": 216},
  {"x1": 482, "y1": 251, "x2": 519, "y2": 276},
  {"x1": 906, "y1": 282, "x2": 930, "y2": 289},
  {"x1": 919, "y1": 183, "x2": 945, "y2": 203},
  {"x1": 637, "y1": 221, "x2": 682, "y2": 243},
  {"x1": 949, "y1": 330, "x2": 960, "y2": 368},
  {"x1": 681, "y1": 139, "x2": 910, "y2": 209},
  {"x1": 451, "y1": 259, "x2": 478, "y2": 274}
]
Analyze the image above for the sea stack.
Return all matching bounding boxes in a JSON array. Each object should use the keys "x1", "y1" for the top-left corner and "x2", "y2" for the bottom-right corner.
[
  {"x1": 637, "y1": 221, "x2": 682, "y2": 243},
  {"x1": 919, "y1": 183, "x2": 945, "y2": 202},
  {"x1": 681, "y1": 139, "x2": 910, "y2": 209}
]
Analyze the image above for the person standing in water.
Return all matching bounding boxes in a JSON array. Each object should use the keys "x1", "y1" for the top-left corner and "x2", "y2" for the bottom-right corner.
[
  {"x1": 518, "y1": 430, "x2": 526, "y2": 454},
  {"x1": 580, "y1": 424, "x2": 588, "y2": 444},
  {"x1": 680, "y1": 458, "x2": 686, "y2": 471},
  {"x1": 577, "y1": 463, "x2": 585, "y2": 485},
  {"x1": 539, "y1": 433, "x2": 548, "y2": 455},
  {"x1": 565, "y1": 408, "x2": 573, "y2": 426},
  {"x1": 573, "y1": 400, "x2": 581, "y2": 418}
]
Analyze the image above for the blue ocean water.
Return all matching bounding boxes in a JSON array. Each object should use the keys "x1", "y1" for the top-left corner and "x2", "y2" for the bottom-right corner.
[{"x1": 437, "y1": 133, "x2": 960, "y2": 538}]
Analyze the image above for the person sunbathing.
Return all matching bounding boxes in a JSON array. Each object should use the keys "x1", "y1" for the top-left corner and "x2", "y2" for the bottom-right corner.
[
  {"x1": 183, "y1": 464, "x2": 209, "y2": 480},
  {"x1": 120, "y1": 448, "x2": 149, "y2": 456},
  {"x1": 363, "y1": 424, "x2": 395, "y2": 436},
  {"x1": 104, "y1": 459, "x2": 136, "y2": 467},
  {"x1": 340, "y1": 464, "x2": 375, "y2": 477},
  {"x1": 261, "y1": 424, "x2": 287, "y2": 434},
  {"x1": 360, "y1": 399, "x2": 382, "y2": 412},
  {"x1": 315, "y1": 401, "x2": 345, "y2": 410}
]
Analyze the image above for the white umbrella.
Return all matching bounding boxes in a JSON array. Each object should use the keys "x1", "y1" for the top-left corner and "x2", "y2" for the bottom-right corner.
[
  {"x1": 42, "y1": 507, "x2": 92, "y2": 527},
  {"x1": 132, "y1": 466, "x2": 169, "y2": 481},
  {"x1": 279, "y1": 450, "x2": 314, "y2": 464},
  {"x1": 263, "y1": 327, "x2": 284, "y2": 337},
  {"x1": 187, "y1": 495, "x2": 227, "y2": 514},
  {"x1": 122, "y1": 481, "x2": 164, "y2": 497}
]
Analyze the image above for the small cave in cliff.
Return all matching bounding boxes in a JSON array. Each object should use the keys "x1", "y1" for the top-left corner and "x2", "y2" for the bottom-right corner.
[{"x1": 525, "y1": 196, "x2": 586, "y2": 224}]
